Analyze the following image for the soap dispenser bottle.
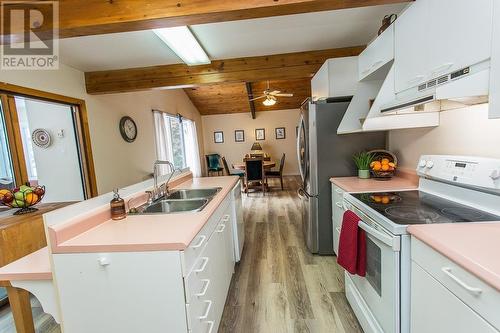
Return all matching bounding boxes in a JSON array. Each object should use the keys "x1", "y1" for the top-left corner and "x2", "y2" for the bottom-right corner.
[{"x1": 110, "y1": 188, "x2": 126, "y2": 220}]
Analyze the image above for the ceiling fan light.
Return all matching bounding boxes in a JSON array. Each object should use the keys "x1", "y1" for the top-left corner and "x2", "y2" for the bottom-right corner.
[{"x1": 263, "y1": 98, "x2": 276, "y2": 106}]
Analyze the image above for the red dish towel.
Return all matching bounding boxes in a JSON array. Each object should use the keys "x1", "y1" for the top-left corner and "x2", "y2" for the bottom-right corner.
[{"x1": 337, "y1": 210, "x2": 366, "y2": 277}]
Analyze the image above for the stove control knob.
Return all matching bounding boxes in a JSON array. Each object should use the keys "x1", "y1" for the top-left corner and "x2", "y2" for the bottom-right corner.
[
  {"x1": 426, "y1": 161, "x2": 434, "y2": 169},
  {"x1": 419, "y1": 160, "x2": 427, "y2": 168},
  {"x1": 490, "y1": 170, "x2": 500, "y2": 180}
]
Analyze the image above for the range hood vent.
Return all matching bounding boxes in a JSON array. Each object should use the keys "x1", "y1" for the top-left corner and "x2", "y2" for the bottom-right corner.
[{"x1": 381, "y1": 60, "x2": 490, "y2": 115}]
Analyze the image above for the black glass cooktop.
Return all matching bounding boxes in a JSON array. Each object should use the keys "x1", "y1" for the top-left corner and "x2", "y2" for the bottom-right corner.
[{"x1": 351, "y1": 190, "x2": 500, "y2": 225}]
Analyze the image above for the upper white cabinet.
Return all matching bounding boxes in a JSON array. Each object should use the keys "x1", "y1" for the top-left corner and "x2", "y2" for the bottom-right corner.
[
  {"x1": 358, "y1": 24, "x2": 395, "y2": 81},
  {"x1": 394, "y1": 0, "x2": 430, "y2": 93},
  {"x1": 427, "y1": 0, "x2": 493, "y2": 78},
  {"x1": 311, "y1": 56, "x2": 358, "y2": 100},
  {"x1": 395, "y1": 0, "x2": 494, "y2": 94},
  {"x1": 489, "y1": 0, "x2": 500, "y2": 119}
]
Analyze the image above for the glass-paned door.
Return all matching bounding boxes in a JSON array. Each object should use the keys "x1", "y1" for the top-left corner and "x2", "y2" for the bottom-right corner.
[
  {"x1": 13, "y1": 97, "x2": 85, "y2": 202},
  {"x1": 0, "y1": 99, "x2": 15, "y2": 190}
]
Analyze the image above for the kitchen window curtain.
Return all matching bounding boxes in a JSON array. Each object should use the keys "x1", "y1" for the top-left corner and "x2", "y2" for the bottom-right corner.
[
  {"x1": 183, "y1": 119, "x2": 201, "y2": 177},
  {"x1": 153, "y1": 110, "x2": 201, "y2": 177},
  {"x1": 153, "y1": 110, "x2": 174, "y2": 175}
]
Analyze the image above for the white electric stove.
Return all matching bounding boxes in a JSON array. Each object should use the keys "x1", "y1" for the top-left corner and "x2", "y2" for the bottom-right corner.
[{"x1": 341, "y1": 155, "x2": 500, "y2": 333}]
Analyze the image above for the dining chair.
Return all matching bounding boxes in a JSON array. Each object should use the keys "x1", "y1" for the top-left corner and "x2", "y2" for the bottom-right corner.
[
  {"x1": 221, "y1": 156, "x2": 245, "y2": 178},
  {"x1": 205, "y1": 154, "x2": 223, "y2": 176},
  {"x1": 244, "y1": 157, "x2": 265, "y2": 196},
  {"x1": 265, "y1": 153, "x2": 286, "y2": 190}
]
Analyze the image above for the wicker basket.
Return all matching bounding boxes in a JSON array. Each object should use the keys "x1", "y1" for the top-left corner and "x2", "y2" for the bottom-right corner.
[{"x1": 369, "y1": 149, "x2": 398, "y2": 180}]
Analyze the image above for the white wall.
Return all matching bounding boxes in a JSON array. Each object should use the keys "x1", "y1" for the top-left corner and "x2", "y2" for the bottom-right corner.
[
  {"x1": 202, "y1": 109, "x2": 301, "y2": 175},
  {"x1": 0, "y1": 64, "x2": 204, "y2": 194},
  {"x1": 388, "y1": 104, "x2": 500, "y2": 169}
]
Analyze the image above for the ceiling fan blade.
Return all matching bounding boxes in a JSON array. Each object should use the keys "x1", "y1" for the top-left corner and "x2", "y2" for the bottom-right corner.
[
  {"x1": 269, "y1": 90, "x2": 281, "y2": 95},
  {"x1": 274, "y1": 93, "x2": 294, "y2": 97},
  {"x1": 249, "y1": 95, "x2": 266, "y2": 101}
]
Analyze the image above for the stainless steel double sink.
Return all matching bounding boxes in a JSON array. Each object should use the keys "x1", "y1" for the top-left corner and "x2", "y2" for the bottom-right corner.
[{"x1": 131, "y1": 187, "x2": 222, "y2": 215}]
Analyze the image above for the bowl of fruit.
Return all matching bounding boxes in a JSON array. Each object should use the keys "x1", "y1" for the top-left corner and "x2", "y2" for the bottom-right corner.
[
  {"x1": 369, "y1": 150, "x2": 398, "y2": 180},
  {"x1": 0, "y1": 185, "x2": 46, "y2": 215}
]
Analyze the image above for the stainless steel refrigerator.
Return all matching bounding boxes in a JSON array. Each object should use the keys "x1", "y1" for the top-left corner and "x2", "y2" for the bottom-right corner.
[{"x1": 297, "y1": 97, "x2": 386, "y2": 254}]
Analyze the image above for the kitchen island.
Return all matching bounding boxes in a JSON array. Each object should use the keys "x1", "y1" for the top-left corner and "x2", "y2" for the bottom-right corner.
[{"x1": 0, "y1": 172, "x2": 242, "y2": 333}]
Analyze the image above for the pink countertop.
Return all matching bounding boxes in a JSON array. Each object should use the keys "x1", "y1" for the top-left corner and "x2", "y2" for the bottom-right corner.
[
  {"x1": 330, "y1": 170, "x2": 418, "y2": 193},
  {"x1": 0, "y1": 247, "x2": 52, "y2": 281},
  {"x1": 49, "y1": 176, "x2": 239, "y2": 253},
  {"x1": 408, "y1": 223, "x2": 500, "y2": 291}
]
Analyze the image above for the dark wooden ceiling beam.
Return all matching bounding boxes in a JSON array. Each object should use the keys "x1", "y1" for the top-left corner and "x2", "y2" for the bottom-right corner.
[
  {"x1": 0, "y1": 0, "x2": 412, "y2": 43},
  {"x1": 245, "y1": 82, "x2": 257, "y2": 119},
  {"x1": 85, "y1": 45, "x2": 364, "y2": 94}
]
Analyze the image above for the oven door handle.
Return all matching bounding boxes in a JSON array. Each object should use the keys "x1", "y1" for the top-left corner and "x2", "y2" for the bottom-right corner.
[{"x1": 358, "y1": 221, "x2": 400, "y2": 251}]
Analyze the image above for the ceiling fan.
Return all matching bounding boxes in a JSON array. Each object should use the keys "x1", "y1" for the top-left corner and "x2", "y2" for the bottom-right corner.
[{"x1": 249, "y1": 81, "x2": 294, "y2": 106}]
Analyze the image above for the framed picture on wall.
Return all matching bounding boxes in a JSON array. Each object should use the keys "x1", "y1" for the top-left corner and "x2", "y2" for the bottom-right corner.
[
  {"x1": 275, "y1": 127, "x2": 286, "y2": 140},
  {"x1": 255, "y1": 128, "x2": 265, "y2": 141},
  {"x1": 234, "y1": 130, "x2": 245, "y2": 142},
  {"x1": 214, "y1": 131, "x2": 224, "y2": 143}
]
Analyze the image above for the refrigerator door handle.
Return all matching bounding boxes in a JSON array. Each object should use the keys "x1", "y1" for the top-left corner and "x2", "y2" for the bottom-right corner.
[
  {"x1": 297, "y1": 115, "x2": 306, "y2": 182},
  {"x1": 298, "y1": 187, "x2": 317, "y2": 199}
]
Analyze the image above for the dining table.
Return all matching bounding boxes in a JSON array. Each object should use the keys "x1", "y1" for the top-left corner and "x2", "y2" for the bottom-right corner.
[{"x1": 232, "y1": 160, "x2": 276, "y2": 170}]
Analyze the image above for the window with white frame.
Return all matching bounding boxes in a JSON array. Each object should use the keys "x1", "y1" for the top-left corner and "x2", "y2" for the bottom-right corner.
[{"x1": 153, "y1": 111, "x2": 201, "y2": 177}]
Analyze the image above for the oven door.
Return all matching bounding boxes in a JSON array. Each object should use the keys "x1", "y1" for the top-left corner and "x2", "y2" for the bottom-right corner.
[{"x1": 345, "y1": 201, "x2": 401, "y2": 333}]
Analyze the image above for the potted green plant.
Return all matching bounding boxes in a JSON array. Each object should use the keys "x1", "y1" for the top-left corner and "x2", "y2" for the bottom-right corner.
[{"x1": 353, "y1": 151, "x2": 374, "y2": 179}]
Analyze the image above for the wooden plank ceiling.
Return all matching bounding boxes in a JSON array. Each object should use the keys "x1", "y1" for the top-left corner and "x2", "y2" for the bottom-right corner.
[
  {"x1": 0, "y1": 0, "x2": 411, "y2": 43},
  {"x1": 86, "y1": 46, "x2": 363, "y2": 116},
  {"x1": 185, "y1": 79, "x2": 311, "y2": 115}
]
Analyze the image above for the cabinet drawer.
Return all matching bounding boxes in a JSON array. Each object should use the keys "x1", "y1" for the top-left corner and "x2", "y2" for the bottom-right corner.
[
  {"x1": 412, "y1": 238, "x2": 500, "y2": 329},
  {"x1": 411, "y1": 261, "x2": 498, "y2": 333},
  {"x1": 182, "y1": 196, "x2": 230, "y2": 276},
  {"x1": 359, "y1": 24, "x2": 394, "y2": 81},
  {"x1": 332, "y1": 185, "x2": 344, "y2": 206},
  {"x1": 333, "y1": 225, "x2": 341, "y2": 255}
]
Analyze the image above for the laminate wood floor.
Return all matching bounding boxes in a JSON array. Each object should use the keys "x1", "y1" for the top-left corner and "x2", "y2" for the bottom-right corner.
[
  {"x1": 0, "y1": 176, "x2": 361, "y2": 333},
  {"x1": 219, "y1": 176, "x2": 362, "y2": 333},
  {"x1": 0, "y1": 297, "x2": 60, "y2": 333}
]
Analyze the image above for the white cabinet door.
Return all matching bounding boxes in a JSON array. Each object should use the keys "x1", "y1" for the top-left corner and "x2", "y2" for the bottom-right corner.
[
  {"x1": 427, "y1": 0, "x2": 493, "y2": 78},
  {"x1": 489, "y1": 0, "x2": 500, "y2": 119},
  {"x1": 53, "y1": 251, "x2": 187, "y2": 333},
  {"x1": 411, "y1": 262, "x2": 498, "y2": 333},
  {"x1": 359, "y1": 25, "x2": 394, "y2": 81},
  {"x1": 331, "y1": 185, "x2": 345, "y2": 255},
  {"x1": 208, "y1": 216, "x2": 234, "y2": 332},
  {"x1": 311, "y1": 57, "x2": 358, "y2": 100},
  {"x1": 394, "y1": 0, "x2": 430, "y2": 93}
]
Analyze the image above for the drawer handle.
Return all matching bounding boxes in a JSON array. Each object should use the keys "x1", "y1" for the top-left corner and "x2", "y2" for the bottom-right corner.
[
  {"x1": 222, "y1": 214, "x2": 230, "y2": 221},
  {"x1": 430, "y1": 62, "x2": 454, "y2": 75},
  {"x1": 98, "y1": 257, "x2": 111, "y2": 266},
  {"x1": 335, "y1": 202, "x2": 343, "y2": 209},
  {"x1": 335, "y1": 227, "x2": 341, "y2": 233},
  {"x1": 335, "y1": 188, "x2": 343, "y2": 194},
  {"x1": 198, "y1": 300, "x2": 212, "y2": 320},
  {"x1": 441, "y1": 267, "x2": 482, "y2": 296},
  {"x1": 407, "y1": 75, "x2": 425, "y2": 85},
  {"x1": 206, "y1": 320, "x2": 215, "y2": 333},
  {"x1": 216, "y1": 223, "x2": 226, "y2": 233},
  {"x1": 195, "y1": 279, "x2": 210, "y2": 297},
  {"x1": 194, "y1": 257, "x2": 209, "y2": 273},
  {"x1": 191, "y1": 235, "x2": 206, "y2": 249}
]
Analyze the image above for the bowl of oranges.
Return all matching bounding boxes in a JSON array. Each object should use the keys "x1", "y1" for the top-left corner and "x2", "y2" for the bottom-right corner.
[
  {"x1": 0, "y1": 185, "x2": 45, "y2": 215},
  {"x1": 369, "y1": 150, "x2": 398, "y2": 180}
]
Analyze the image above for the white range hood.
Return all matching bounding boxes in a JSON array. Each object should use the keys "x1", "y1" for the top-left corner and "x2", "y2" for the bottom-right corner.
[
  {"x1": 338, "y1": 59, "x2": 491, "y2": 133},
  {"x1": 380, "y1": 59, "x2": 490, "y2": 115}
]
